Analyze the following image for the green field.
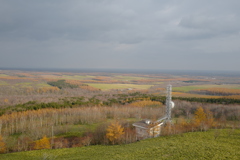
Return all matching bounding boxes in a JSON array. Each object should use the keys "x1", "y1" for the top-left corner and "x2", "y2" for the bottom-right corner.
[
  {"x1": 13, "y1": 82, "x2": 52, "y2": 88},
  {"x1": 0, "y1": 74, "x2": 9, "y2": 77},
  {"x1": 86, "y1": 83, "x2": 153, "y2": 90},
  {"x1": 1, "y1": 129, "x2": 239, "y2": 160},
  {"x1": 36, "y1": 83, "x2": 52, "y2": 87},
  {"x1": 0, "y1": 80, "x2": 53, "y2": 88},
  {"x1": 173, "y1": 85, "x2": 240, "y2": 92}
]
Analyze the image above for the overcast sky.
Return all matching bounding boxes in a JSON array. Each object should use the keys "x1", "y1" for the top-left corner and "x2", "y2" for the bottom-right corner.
[{"x1": 0, "y1": 0, "x2": 240, "y2": 71}]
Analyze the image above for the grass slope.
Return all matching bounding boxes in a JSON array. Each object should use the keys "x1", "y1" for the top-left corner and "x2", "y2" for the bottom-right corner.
[{"x1": 2, "y1": 129, "x2": 240, "y2": 160}]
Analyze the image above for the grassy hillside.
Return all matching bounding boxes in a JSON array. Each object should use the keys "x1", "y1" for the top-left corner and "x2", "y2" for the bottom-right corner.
[{"x1": 1, "y1": 129, "x2": 240, "y2": 160}]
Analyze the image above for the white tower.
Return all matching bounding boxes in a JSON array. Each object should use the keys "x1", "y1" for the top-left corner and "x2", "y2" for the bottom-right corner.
[{"x1": 166, "y1": 84, "x2": 174, "y2": 121}]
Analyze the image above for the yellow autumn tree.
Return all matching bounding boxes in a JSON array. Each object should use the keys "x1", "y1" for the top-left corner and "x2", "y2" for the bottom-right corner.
[
  {"x1": 34, "y1": 135, "x2": 51, "y2": 150},
  {"x1": 4, "y1": 98, "x2": 9, "y2": 104},
  {"x1": 194, "y1": 107, "x2": 209, "y2": 131},
  {"x1": 194, "y1": 107, "x2": 206, "y2": 124},
  {"x1": 0, "y1": 135, "x2": 6, "y2": 153},
  {"x1": 106, "y1": 122, "x2": 124, "y2": 144}
]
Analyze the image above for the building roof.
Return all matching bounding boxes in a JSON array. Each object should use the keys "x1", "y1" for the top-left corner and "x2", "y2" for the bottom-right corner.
[
  {"x1": 133, "y1": 119, "x2": 151, "y2": 129},
  {"x1": 133, "y1": 119, "x2": 164, "y2": 129},
  {"x1": 133, "y1": 117, "x2": 167, "y2": 129}
]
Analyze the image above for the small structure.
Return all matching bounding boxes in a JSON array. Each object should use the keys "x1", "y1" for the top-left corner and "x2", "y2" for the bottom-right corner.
[
  {"x1": 133, "y1": 85, "x2": 174, "y2": 140},
  {"x1": 133, "y1": 118, "x2": 166, "y2": 139}
]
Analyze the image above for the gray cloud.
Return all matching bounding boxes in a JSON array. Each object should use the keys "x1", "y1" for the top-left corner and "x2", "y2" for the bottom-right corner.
[{"x1": 0, "y1": 0, "x2": 240, "y2": 71}]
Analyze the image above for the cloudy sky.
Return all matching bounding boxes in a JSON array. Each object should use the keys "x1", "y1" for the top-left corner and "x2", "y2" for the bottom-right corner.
[{"x1": 0, "y1": 0, "x2": 240, "y2": 71}]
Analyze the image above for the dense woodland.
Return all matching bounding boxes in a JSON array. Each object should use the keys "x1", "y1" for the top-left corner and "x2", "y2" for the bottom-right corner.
[{"x1": 0, "y1": 70, "x2": 240, "y2": 154}]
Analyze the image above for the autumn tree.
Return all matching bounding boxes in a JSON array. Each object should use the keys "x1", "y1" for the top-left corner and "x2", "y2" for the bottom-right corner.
[
  {"x1": 17, "y1": 135, "x2": 32, "y2": 151},
  {"x1": 0, "y1": 120, "x2": 2, "y2": 135},
  {"x1": 205, "y1": 108, "x2": 215, "y2": 128},
  {"x1": 123, "y1": 128, "x2": 136, "y2": 144},
  {"x1": 0, "y1": 135, "x2": 6, "y2": 153},
  {"x1": 106, "y1": 122, "x2": 124, "y2": 144},
  {"x1": 161, "y1": 121, "x2": 173, "y2": 136},
  {"x1": 4, "y1": 98, "x2": 9, "y2": 104},
  {"x1": 34, "y1": 135, "x2": 51, "y2": 150},
  {"x1": 194, "y1": 107, "x2": 214, "y2": 131},
  {"x1": 194, "y1": 107, "x2": 206, "y2": 123}
]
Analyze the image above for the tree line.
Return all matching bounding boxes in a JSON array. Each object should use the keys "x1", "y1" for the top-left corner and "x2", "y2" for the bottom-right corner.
[{"x1": 1, "y1": 105, "x2": 230, "y2": 154}]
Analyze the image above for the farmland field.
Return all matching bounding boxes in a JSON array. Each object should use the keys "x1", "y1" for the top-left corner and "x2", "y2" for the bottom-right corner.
[
  {"x1": 113, "y1": 76, "x2": 148, "y2": 81},
  {"x1": 0, "y1": 74, "x2": 9, "y2": 77},
  {"x1": 0, "y1": 69, "x2": 240, "y2": 99},
  {"x1": 172, "y1": 92, "x2": 221, "y2": 98},
  {"x1": 173, "y1": 85, "x2": 240, "y2": 92},
  {"x1": 86, "y1": 83, "x2": 153, "y2": 90},
  {"x1": 1, "y1": 129, "x2": 240, "y2": 160}
]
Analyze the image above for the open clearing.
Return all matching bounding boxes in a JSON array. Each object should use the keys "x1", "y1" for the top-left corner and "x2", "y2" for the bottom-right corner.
[
  {"x1": 86, "y1": 83, "x2": 153, "y2": 90},
  {"x1": 2, "y1": 129, "x2": 239, "y2": 160}
]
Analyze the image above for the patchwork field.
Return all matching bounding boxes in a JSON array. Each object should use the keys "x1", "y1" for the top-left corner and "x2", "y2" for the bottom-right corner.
[
  {"x1": 1, "y1": 69, "x2": 240, "y2": 97},
  {"x1": 1, "y1": 129, "x2": 240, "y2": 160},
  {"x1": 1, "y1": 69, "x2": 240, "y2": 100}
]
